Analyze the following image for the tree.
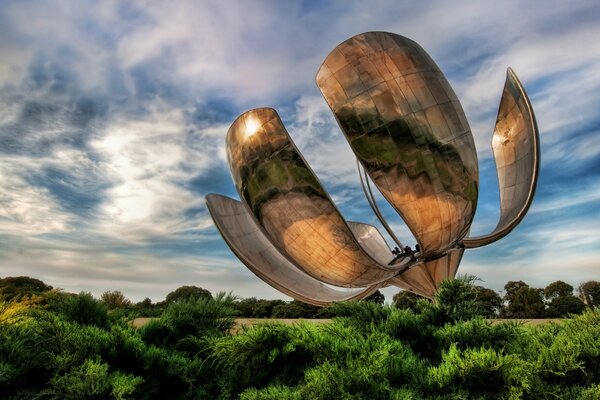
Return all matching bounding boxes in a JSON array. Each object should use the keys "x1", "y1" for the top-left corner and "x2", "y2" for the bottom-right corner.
[
  {"x1": 578, "y1": 281, "x2": 600, "y2": 307},
  {"x1": 137, "y1": 297, "x2": 153, "y2": 309},
  {"x1": 392, "y1": 290, "x2": 421, "y2": 312},
  {"x1": 544, "y1": 281, "x2": 573, "y2": 300},
  {"x1": 503, "y1": 285, "x2": 545, "y2": 318},
  {"x1": 100, "y1": 290, "x2": 132, "y2": 310},
  {"x1": 503, "y1": 281, "x2": 528, "y2": 303},
  {"x1": 271, "y1": 303, "x2": 307, "y2": 318},
  {"x1": 165, "y1": 286, "x2": 212, "y2": 303},
  {"x1": 0, "y1": 276, "x2": 52, "y2": 301},
  {"x1": 545, "y1": 296, "x2": 585, "y2": 317},
  {"x1": 473, "y1": 286, "x2": 503, "y2": 317},
  {"x1": 364, "y1": 290, "x2": 385, "y2": 305},
  {"x1": 234, "y1": 298, "x2": 286, "y2": 317}
]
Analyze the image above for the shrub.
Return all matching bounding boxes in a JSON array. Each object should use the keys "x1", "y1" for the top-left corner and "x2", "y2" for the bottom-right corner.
[
  {"x1": 323, "y1": 299, "x2": 392, "y2": 331},
  {"x1": 59, "y1": 292, "x2": 109, "y2": 329},
  {"x1": 436, "y1": 318, "x2": 527, "y2": 354},
  {"x1": 420, "y1": 276, "x2": 483, "y2": 325},
  {"x1": 429, "y1": 344, "x2": 535, "y2": 398},
  {"x1": 140, "y1": 292, "x2": 236, "y2": 350}
]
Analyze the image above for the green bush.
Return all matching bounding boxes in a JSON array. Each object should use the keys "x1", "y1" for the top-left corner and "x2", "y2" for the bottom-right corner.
[
  {"x1": 59, "y1": 292, "x2": 109, "y2": 329},
  {"x1": 429, "y1": 344, "x2": 535, "y2": 398},
  {"x1": 2, "y1": 279, "x2": 600, "y2": 399},
  {"x1": 436, "y1": 318, "x2": 527, "y2": 354},
  {"x1": 140, "y1": 292, "x2": 236, "y2": 350}
]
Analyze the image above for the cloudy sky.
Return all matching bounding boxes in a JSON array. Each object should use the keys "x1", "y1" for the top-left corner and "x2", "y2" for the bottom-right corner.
[{"x1": 1, "y1": 0, "x2": 599, "y2": 302}]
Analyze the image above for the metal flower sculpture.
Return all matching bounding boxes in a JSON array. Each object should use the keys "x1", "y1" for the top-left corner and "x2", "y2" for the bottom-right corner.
[{"x1": 206, "y1": 32, "x2": 539, "y2": 305}]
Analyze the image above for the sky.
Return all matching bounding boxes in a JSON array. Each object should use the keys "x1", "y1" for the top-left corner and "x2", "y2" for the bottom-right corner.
[{"x1": 1, "y1": 0, "x2": 599, "y2": 303}]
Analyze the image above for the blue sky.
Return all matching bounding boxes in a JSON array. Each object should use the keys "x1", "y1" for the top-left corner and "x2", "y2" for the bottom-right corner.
[{"x1": 1, "y1": 0, "x2": 599, "y2": 302}]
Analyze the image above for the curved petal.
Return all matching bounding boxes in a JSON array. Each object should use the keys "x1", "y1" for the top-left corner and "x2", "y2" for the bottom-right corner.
[
  {"x1": 389, "y1": 247, "x2": 465, "y2": 298},
  {"x1": 226, "y1": 108, "x2": 403, "y2": 287},
  {"x1": 346, "y1": 221, "x2": 413, "y2": 269},
  {"x1": 462, "y1": 68, "x2": 540, "y2": 248},
  {"x1": 316, "y1": 31, "x2": 478, "y2": 259},
  {"x1": 206, "y1": 194, "x2": 381, "y2": 306}
]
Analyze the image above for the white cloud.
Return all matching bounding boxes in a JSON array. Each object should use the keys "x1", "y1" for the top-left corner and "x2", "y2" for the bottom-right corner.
[{"x1": 0, "y1": 167, "x2": 71, "y2": 234}]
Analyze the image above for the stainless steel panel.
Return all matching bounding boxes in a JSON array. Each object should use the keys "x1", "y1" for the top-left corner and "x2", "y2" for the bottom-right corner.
[
  {"x1": 462, "y1": 68, "x2": 539, "y2": 248},
  {"x1": 390, "y1": 247, "x2": 464, "y2": 298},
  {"x1": 206, "y1": 194, "x2": 381, "y2": 306},
  {"x1": 226, "y1": 108, "x2": 405, "y2": 287},
  {"x1": 317, "y1": 32, "x2": 479, "y2": 259}
]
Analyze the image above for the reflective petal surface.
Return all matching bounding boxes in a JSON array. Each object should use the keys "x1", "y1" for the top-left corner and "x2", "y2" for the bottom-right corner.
[
  {"x1": 463, "y1": 68, "x2": 539, "y2": 248},
  {"x1": 226, "y1": 108, "x2": 406, "y2": 287},
  {"x1": 206, "y1": 194, "x2": 380, "y2": 306},
  {"x1": 317, "y1": 32, "x2": 479, "y2": 258},
  {"x1": 390, "y1": 247, "x2": 465, "y2": 298}
]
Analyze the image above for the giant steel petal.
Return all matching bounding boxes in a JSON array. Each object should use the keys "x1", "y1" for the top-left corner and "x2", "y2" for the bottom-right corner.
[
  {"x1": 206, "y1": 194, "x2": 381, "y2": 306},
  {"x1": 316, "y1": 31, "x2": 479, "y2": 259},
  {"x1": 226, "y1": 108, "x2": 411, "y2": 287},
  {"x1": 462, "y1": 68, "x2": 540, "y2": 248}
]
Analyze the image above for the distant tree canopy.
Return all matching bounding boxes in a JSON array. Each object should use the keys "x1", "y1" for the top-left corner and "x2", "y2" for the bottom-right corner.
[
  {"x1": 473, "y1": 286, "x2": 503, "y2": 317},
  {"x1": 392, "y1": 290, "x2": 421, "y2": 312},
  {"x1": 234, "y1": 298, "x2": 286, "y2": 318},
  {"x1": 2, "y1": 275, "x2": 596, "y2": 322},
  {"x1": 503, "y1": 282, "x2": 545, "y2": 318},
  {"x1": 0, "y1": 276, "x2": 52, "y2": 301},
  {"x1": 579, "y1": 281, "x2": 600, "y2": 307},
  {"x1": 100, "y1": 290, "x2": 132, "y2": 310},
  {"x1": 544, "y1": 280, "x2": 574, "y2": 299},
  {"x1": 363, "y1": 290, "x2": 385, "y2": 305},
  {"x1": 544, "y1": 281, "x2": 584, "y2": 318},
  {"x1": 546, "y1": 295, "x2": 585, "y2": 318},
  {"x1": 165, "y1": 286, "x2": 212, "y2": 304}
]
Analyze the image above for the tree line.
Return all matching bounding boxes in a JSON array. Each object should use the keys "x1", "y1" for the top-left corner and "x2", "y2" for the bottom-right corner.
[
  {"x1": 1, "y1": 275, "x2": 598, "y2": 319},
  {"x1": 394, "y1": 279, "x2": 600, "y2": 318}
]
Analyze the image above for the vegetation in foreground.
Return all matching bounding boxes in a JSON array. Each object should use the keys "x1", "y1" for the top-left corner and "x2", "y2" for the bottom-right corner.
[{"x1": 1, "y1": 277, "x2": 600, "y2": 399}]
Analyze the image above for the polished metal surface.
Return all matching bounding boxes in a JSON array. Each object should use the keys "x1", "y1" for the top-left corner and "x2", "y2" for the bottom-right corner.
[
  {"x1": 208, "y1": 31, "x2": 539, "y2": 305},
  {"x1": 226, "y1": 108, "x2": 403, "y2": 288},
  {"x1": 206, "y1": 194, "x2": 381, "y2": 306},
  {"x1": 463, "y1": 68, "x2": 540, "y2": 248},
  {"x1": 390, "y1": 247, "x2": 464, "y2": 298},
  {"x1": 356, "y1": 159, "x2": 404, "y2": 249},
  {"x1": 317, "y1": 31, "x2": 479, "y2": 259},
  {"x1": 346, "y1": 221, "x2": 393, "y2": 266}
]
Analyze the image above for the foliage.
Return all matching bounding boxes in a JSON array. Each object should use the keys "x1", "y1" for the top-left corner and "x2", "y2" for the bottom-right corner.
[
  {"x1": 59, "y1": 292, "x2": 109, "y2": 329},
  {"x1": 364, "y1": 289, "x2": 385, "y2": 305},
  {"x1": 473, "y1": 285, "x2": 503, "y2": 317},
  {"x1": 545, "y1": 280, "x2": 574, "y2": 299},
  {"x1": 545, "y1": 295, "x2": 585, "y2": 318},
  {"x1": 140, "y1": 292, "x2": 236, "y2": 350},
  {"x1": 0, "y1": 276, "x2": 53, "y2": 301},
  {"x1": 101, "y1": 290, "x2": 133, "y2": 310},
  {"x1": 2, "y1": 276, "x2": 600, "y2": 399},
  {"x1": 165, "y1": 285, "x2": 212, "y2": 304},
  {"x1": 579, "y1": 280, "x2": 600, "y2": 307},
  {"x1": 420, "y1": 275, "x2": 484, "y2": 325},
  {"x1": 392, "y1": 290, "x2": 422, "y2": 312},
  {"x1": 502, "y1": 284, "x2": 545, "y2": 318}
]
